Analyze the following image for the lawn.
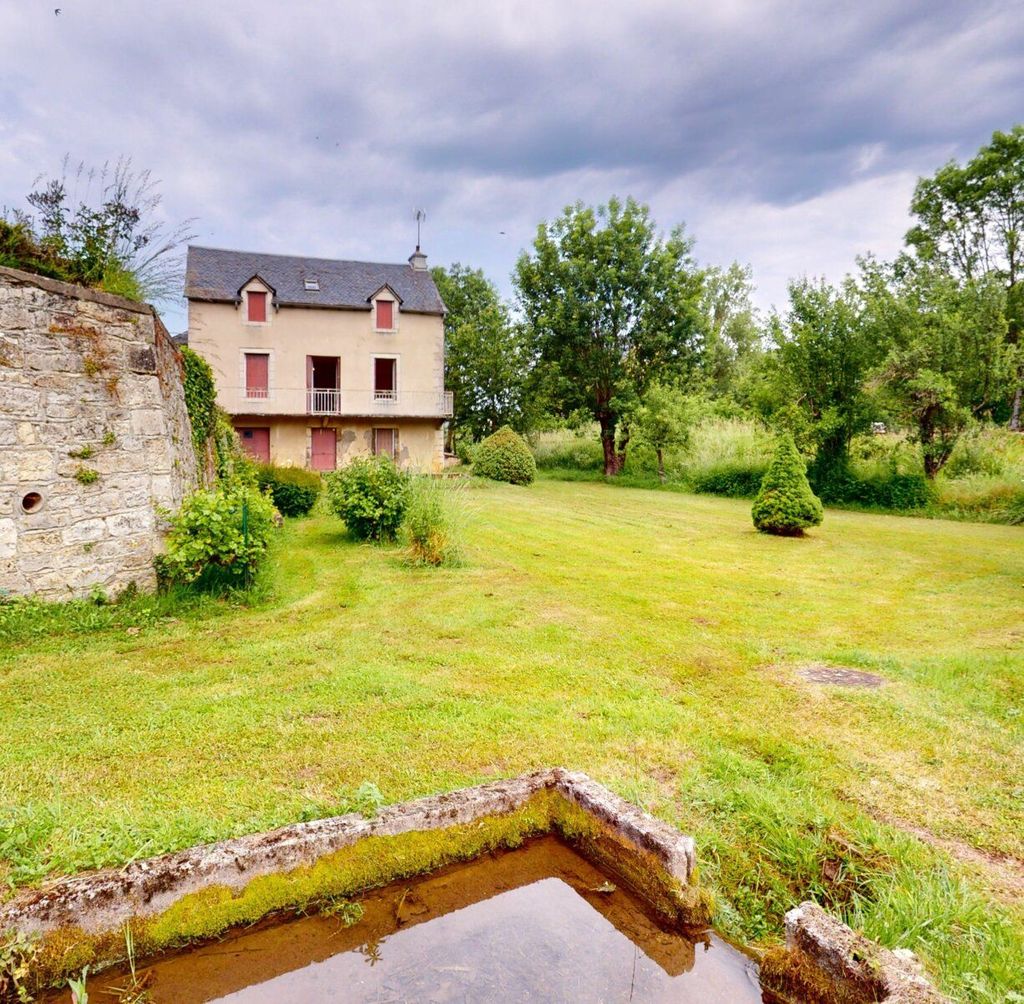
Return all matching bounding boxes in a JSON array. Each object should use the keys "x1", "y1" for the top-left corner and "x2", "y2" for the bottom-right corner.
[{"x1": 2, "y1": 479, "x2": 1022, "y2": 1001}]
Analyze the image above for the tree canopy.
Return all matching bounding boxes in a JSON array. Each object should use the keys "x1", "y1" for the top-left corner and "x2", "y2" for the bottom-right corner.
[
  {"x1": 514, "y1": 197, "x2": 704, "y2": 475},
  {"x1": 431, "y1": 264, "x2": 535, "y2": 442}
]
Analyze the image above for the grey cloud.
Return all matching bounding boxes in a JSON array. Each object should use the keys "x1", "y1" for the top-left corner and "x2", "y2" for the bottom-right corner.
[{"x1": 1, "y1": 0, "x2": 1021, "y2": 331}]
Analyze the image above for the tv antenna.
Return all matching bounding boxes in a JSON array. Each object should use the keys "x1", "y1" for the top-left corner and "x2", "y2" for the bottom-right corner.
[{"x1": 414, "y1": 208, "x2": 426, "y2": 250}]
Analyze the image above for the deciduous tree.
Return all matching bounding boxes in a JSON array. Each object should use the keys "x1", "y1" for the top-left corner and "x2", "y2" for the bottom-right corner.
[
  {"x1": 431, "y1": 264, "x2": 535, "y2": 443},
  {"x1": 907, "y1": 125, "x2": 1024, "y2": 427},
  {"x1": 861, "y1": 257, "x2": 1009, "y2": 477},
  {"x1": 514, "y1": 197, "x2": 703, "y2": 475}
]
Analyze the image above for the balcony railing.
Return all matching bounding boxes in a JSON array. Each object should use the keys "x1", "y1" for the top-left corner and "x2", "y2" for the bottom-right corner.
[
  {"x1": 298, "y1": 388, "x2": 453, "y2": 418},
  {"x1": 307, "y1": 388, "x2": 341, "y2": 415}
]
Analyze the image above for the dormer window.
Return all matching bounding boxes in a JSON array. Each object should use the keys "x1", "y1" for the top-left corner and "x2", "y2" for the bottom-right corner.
[
  {"x1": 304, "y1": 278, "x2": 319, "y2": 291},
  {"x1": 375, "y1": 299, "x2": 394, "y2": 331},
  {"x1": 247, "y1": 290, "x2": 267, "y2": 323}
]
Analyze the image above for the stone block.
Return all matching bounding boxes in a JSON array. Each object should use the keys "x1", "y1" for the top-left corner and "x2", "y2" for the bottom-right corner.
[
  {"x1": 0, "y1": 518, "x2": 16, "y2": 559},
  {"x1": 15, "y1": 450, "x2": 56, "y2": 481},
  {"x1": 62, "y1": 519, "x2": 107, "y2": 545},
  {"x1": 130, "y1": 409, "x2": 167, "y2": 437}
]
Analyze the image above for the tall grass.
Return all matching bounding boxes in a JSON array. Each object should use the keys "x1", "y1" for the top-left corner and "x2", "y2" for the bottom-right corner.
[
  {"x1": 401, "y1": 477, "x2": 468, "y2": 567},
  {"x1": 533, "y1": 419, "x2": 1024, "y2": 524}
]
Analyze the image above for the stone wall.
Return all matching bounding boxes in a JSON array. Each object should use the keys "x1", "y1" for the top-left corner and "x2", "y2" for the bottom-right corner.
[{"x1": 0, "y1": 266, "x2": 198, "y2": 599}]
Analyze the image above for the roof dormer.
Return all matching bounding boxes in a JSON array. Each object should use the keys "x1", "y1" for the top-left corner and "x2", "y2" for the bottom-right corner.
[
  {"x1": 238, "y1": 275, "x2": 275, "y2": 325},
  {"x1": 369, "y1": 283, "x2": 402, "y2": 332}
]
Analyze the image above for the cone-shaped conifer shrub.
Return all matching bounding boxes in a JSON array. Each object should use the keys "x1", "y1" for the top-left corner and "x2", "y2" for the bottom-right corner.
[
  {"x1": 751, "y1": 433, "x2": 824, "y2": 536},
  {"x1": 473, "y1": 426, "x2": 537, "y2": 485}
]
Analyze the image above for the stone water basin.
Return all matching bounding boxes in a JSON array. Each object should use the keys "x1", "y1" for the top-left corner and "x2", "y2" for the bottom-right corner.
[{"x1": 51, "y1": 837, "x2": 763, "y2": 1003}]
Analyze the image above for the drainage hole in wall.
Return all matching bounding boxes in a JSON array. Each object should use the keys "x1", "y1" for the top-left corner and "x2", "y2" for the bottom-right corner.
[{"x1": 21, "y1": 492, "x2": 43, "y2": 514}]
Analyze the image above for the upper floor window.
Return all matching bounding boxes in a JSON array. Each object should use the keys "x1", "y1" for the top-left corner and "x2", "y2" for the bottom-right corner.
[
  {"x1": 247, "y1": 290, "x2": 268, "y2": 323},
  {"x1": 245, "y1": 352, "x2": 269, "y2": 398},
  {"x1": 304, "y1": 278, "x2": 319, "y2": 291},
  {"x1": 375, "y1": 299, "x2": 394, "y2": 331},
  {"x1": 374, "y1": 357, "x2": 397, "y2": 402}
]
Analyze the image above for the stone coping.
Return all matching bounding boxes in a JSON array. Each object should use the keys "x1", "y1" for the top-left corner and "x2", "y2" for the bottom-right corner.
[
  {"x1": 0, "y1": 769, "x2": 946, "y2": 1002},
  {"x1": 0, "y1": 265, "x2": 154, "y2": 315},
  {"x1": 762, "y1": 901, "x2": 948, "y2": 1004},
  {"x1": 0, "y1": 768, "x2": 694, "y2": 939}
]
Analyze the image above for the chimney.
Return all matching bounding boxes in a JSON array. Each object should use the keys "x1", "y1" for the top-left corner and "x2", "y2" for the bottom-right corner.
[{"x1": 408, "y1": 246, "x2": 428, "y2": 271}]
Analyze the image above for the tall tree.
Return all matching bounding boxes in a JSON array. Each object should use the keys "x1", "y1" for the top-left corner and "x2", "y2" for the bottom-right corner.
[
  {"x1": 861, "y1": 257, "x2": 1009, "y2": 477},
  {"x1": 906, "y1": 125, "x2": 1024, "y2": 427},
  {"x1": 698, "y1": 262, "x2": 762, "y2": 397},
  {"x1": 514, "y1": 197, "x2": 703, "y2": 475},
  {"x1": 431, "y1": 264, "x2": 534, "y2": 443},
  {"x1": 632, "y1": 382, "x2": 693, "y2": 482},
  {"x1": 772, "y1": 277, "x2": 879, "y2": 476}
]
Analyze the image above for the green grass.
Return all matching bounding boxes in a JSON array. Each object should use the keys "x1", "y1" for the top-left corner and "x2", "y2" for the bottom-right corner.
[{"x1": 2, "y1": 480, "x2": 1022, "y2": 1001}]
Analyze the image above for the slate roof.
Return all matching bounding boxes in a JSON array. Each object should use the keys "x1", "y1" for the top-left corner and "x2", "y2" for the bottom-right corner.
[{"x1": 184, "y1": 245, "x2": 445, "y2": 315}]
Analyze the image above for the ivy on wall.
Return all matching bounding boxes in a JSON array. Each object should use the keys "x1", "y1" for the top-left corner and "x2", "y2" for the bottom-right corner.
[{"x1": 180, "y1": 347, "x2": 217, "y2": 453}]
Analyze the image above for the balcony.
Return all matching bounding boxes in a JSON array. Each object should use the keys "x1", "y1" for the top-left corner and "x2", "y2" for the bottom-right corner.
[
  {"x1": 308, "y1": 388, "x2": 341, "y2": 415},
  {"x1": 301, "y1": 389, "x2": 453, "y2": 419}
]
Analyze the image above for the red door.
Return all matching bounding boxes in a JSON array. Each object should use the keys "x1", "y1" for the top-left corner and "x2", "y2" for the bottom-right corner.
[
  {"x1": 239, "y1": 427, "x2": 270, "y2": 462},
  {"x1": 311, "y1": 428, "x2": 337, "y2": 470}
]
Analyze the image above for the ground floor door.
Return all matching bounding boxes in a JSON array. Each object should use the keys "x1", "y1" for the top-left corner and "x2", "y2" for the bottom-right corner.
[
  {"x1": 238, "y1": 427, "x2": 270, "y2": 463},
  {"x1": 310, "y1": 428, "x2": 337, "y2": 470}
]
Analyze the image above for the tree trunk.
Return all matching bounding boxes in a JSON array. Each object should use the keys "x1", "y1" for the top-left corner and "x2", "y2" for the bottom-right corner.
[
  {"x1": 599, "y1": 413, "x2": 618, "y2": 477},
  {"x1": 614, "y1": 423, "x2": 630, "y2": 474},
  {"x1": 1011, "y1": 383, "x2": 1022, "y2": 431},
  {"x1": 657, "y1": 447, "x2": 665, "y2": 483}
]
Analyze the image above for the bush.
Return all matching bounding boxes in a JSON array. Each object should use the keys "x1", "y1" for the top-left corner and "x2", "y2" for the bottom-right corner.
[
  {"x1": 752, "y1": 435, "x2": 824, "y2": 536},
  {"x1": 157, "y1": 483, "x2": 275, "y2": 588},
  {"x1": 474, "y1": 426, "x2": 536, "y2": 485},
  {"x1": 811, "y1": 468, "x2": 934, "y2": 511},
  {"x1": 402, "y1": 477, "x2": 465, "y2": 566},
  {"x1": 324, "y1": 456, "x2": 410, "y2": 540},
  {"x1": 454, "y1": 439, "x2": 478, "y2": 465},
  {"x1": 532, "y1": 431, "x2": 604, "y2": 472},
  {"x1": 256, "y1": 464, "x2": 320, "y2": 517},
  {"x1": 690, "y1": 461, "x2": 769, "y2": 498}
]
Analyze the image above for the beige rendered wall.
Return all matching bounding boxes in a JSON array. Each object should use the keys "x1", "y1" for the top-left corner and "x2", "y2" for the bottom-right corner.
[
  {"x1": 234, "y1": 417, "x2": 444, "y2": 473},
  {"x1": 188, "y1": 286, "x2": 446, "y2": 421}
]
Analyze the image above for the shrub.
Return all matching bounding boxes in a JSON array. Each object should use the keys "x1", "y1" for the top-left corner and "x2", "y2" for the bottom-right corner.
[
  {"x1": 811, "y1": 468, "x2": 934, "y2": 511},
  {"x1": 532, "y1": 431, "x2": 604, "y2": 472},
  {"x1": 454, "y1": 439, "x2": 478, "y2": 465},
  {"x1": 256, "y1": 464, "x2": 320, "y2": 517},
  {"x1": 690, "y1": 461, "x2": 769, "y2": 498},
  {"x1": 157, "y1": 483, "x2": 275, "y2": 588},
  {"x1": 474, "y1": 426, "x2": 536, "y2": 485},
  {"x1": 324, "y1": 456, "x2": 410, "y2": 541},
  {"x1": 402, "y1": 477, "x2": 465, "y2": 566},
  {"x1": 752, "y1": 434, "x2": 824, "y2": 536}
]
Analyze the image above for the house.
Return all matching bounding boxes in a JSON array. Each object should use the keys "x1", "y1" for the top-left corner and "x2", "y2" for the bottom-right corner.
[{"x1": 184, "y1": 245, "x2": 451, "y2": 472}]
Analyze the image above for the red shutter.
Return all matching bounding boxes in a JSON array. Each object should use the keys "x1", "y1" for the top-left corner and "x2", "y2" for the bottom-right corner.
[
  {"x1": 245, "y1": 353, "x2": 268, "y2": 396},
  {"x1": 310, "y1": 429, "x2": 337, "y2": 471},
  {"x1": 248, "y1": 291, "x2": 267, "y2": 322},
  {"x1": 239, "y1": 427, "x2": 271, "y2": 462},
  {"x1": 374, "y1": 428, "x2": 395, "y2": 458},
  {"x1": 376, "y1": 300, "x2": 393, "y2": 330}
]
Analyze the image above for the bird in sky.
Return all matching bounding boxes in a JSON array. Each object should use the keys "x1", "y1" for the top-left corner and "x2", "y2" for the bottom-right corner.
[{"x1": 54, "y1": 7, "x2": 62, "y2": 14}]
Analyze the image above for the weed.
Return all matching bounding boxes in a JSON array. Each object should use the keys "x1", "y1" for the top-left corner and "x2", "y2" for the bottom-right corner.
[
  {"x1": 68, "y1": 966, "x2": 89, "y2": 1004},
  {"x1": 1, "y1": 929, "x2": 38, "y2": 1003},
  {"x1": 321, "y1": 897, "x2": 364, "y2": 927},
  {"x1": 339, "y1": 782, "x2": 386, "y2": 819},
  {"x1": 74, "y1": 466, "x2": 99, "y2": 485},
  {"x1": 69, "y1": 445, "x2": 95, "y2": 460}
]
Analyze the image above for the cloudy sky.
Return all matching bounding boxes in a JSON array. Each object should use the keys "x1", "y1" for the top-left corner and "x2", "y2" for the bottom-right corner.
[{"x1": 2, "y1": 1, "x2": 1022, "y2": 332}]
